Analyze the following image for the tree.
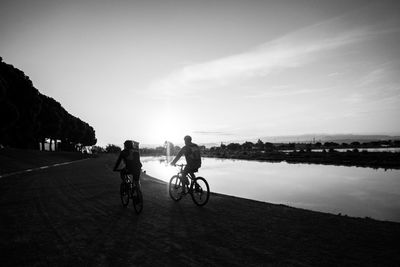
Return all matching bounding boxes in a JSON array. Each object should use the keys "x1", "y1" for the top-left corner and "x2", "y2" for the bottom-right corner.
[
  {"x1": 255, "y1": 139, "x2": 264, "y2": 150},
  {"x1": 264, "y1": 142, "x2": 274, "y2": 151},
  {"x1": 350, "y1": 141, "x2": 360, "y2": 147},
  {"x1": 242, "y1": 141, "x2": 254, "y2": 150},
  {"x1": 105, "y1": 144, "x2": 121, "y2": 153},
  {"x1": 0, "y1": 79, "x2": 19, "y2": 144},
  {"x1": 227, "y1": 143, "x2": 241, "y2": 151},
  {"x1": 0, "y1": 60, "x2": 42, "y2": 148},
  {"x1": 324, "y1": 142, "x2": 339, "y2": 148},
  {"x1": 37, "y1": 96, "x2": 63, "y2": 151},
  {"x1": 91, "y1": 146, "x2": 105, "y2": 153},
  {"x1": 81, "y1": 124, "x2": 97, "y2": 147},
  {"x1": 0, "y1": 58, "x2": 97, "y2": 150}
]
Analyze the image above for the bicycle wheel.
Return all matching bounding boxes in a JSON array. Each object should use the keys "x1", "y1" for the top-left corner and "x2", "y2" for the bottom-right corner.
[
  {"x1": 132, "y1": 185, "x2": 143, "y2": 214},
  {"x1": 120, "y1": 182, "x2": 129, "y2": 207},
  {"x1": 190, "y1": 177, "x2": 210, "y2": 206},
  {"x1": 169, "y1": 175, "x2": 183, "y2": 201}
]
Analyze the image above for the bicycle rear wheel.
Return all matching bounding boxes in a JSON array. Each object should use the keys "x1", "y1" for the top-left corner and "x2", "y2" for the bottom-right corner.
[
  {"x1": 120, "y1": 182, "x2": 129, "y2": 207},
  {"x1": 169, "y1": 175, "x2": 183, "y2": 201},
  {"x1": 190, "y1": 177, "x2": 210, "y2": 206},
  {"x1": 132, "y1": 184, "x2": 143, "y2": 214}
]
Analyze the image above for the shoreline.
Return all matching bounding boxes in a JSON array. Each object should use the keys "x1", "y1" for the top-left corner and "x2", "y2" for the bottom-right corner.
[{"x1": 144, "y1": 173, "x2": 399, "y2": 224}]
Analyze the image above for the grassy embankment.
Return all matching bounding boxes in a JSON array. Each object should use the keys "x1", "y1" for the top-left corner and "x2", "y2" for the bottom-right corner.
[{"x1": 0, "y1": 148, "x2": 92, "y2": 175}]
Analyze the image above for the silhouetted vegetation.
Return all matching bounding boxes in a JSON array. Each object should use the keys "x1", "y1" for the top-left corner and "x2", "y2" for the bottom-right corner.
[
  {"x1": 206, "y1": 139, "x2": 400, "y2": 153},
  {"x1": 105, "y1": 144, "x2": 121, "y2": 153},
  {"x1": 140, "y1": 141, "x2": 183, "y2": 156},
  {"x1": 138, "y1": 138, "x2": 399, "y2": 169},
  {"x1": 0, "y1": 57, "x2": 96, "y2": 151},
  {"x1": 203, "y1": 139, "x2": 400, "y2": 169}
]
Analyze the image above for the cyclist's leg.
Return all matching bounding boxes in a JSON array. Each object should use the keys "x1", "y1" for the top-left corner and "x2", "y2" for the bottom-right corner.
[
  {"x1": 187, "y1": 166, "x2": 199, "y2": 192},
  {"x1": 133, "y1": 170, "x2": 141, "y2": 189},
  {"x1": 134, "y1": 176, "x2": 142, "y2": 192},
  {"x1": 120, "y1": 168, "x2": 127, "y2": 181},
  {"x1": 182, "y1": 166, "x2": 191, "y2": 193}
]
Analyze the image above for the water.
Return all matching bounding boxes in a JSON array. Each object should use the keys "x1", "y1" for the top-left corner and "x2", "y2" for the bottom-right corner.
[{"x1": 141, "y1": 156, "x2": 400, "y2": 222}]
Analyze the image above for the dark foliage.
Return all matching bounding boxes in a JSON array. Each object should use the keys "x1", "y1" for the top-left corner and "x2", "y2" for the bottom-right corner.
[
  {"x1": 0, "y1": 57, "x2": 96, "y2": 150},
  {"x1": 105, "y1": 144, "x2": 121, "y2": 153}
]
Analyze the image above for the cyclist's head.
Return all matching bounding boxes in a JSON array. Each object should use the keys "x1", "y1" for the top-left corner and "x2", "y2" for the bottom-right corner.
[
  {"x1": 124, "y1": 140, "x2": 134, "y2": 149},
  {"x1": 124, "y1": 140, "x2": 139, "y2": 150},
  {"x1": 184, "y1": 135, "x2": 192, "y2": 145}
]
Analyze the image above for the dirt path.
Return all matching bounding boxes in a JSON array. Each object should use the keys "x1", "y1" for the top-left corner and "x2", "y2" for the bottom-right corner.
[{"x1": 1, "y1": 155, "x2": 399, "y2": 266}]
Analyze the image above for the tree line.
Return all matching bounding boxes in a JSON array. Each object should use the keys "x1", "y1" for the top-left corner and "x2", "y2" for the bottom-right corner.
[
  {"x1": 0, "y1": 57, "x2": 96, "y2": 151},
  {"x1": 208, "y1": 139, "x2": 400, "y2": 153}
]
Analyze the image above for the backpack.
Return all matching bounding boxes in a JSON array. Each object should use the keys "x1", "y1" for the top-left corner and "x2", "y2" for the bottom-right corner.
[{"x1": 187, "y1": 144, "x2": 201, "y2": 168}]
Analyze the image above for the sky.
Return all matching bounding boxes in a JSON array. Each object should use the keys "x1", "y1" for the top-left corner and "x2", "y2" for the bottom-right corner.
[{"x1": 1, "y1": 0, "x2": 400, "y2": 147}]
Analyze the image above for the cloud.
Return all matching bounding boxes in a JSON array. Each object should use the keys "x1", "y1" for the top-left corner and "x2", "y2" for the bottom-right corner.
[
  {"x1": 150, "y1": 25, "x2": 372, "y2": 96},
  {"x1": 148, "y1": 0, "x2": 400, "y2": 101},
  {"x1": 244, "y1": 88, "x2": 330, "y2": 99}
]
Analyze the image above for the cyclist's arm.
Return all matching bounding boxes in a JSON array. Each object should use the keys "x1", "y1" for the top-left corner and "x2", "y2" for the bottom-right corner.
[
  {"x1": 171, "y1": 147, "x2": 185, "y2": 165},
  {"x1": 113, "y1": 153, "x2": 123, "y2": 171}
]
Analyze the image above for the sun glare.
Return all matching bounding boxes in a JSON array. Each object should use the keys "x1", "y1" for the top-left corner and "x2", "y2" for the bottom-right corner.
[{"x1": 153, "y1": 114, "x2": 185, "y2": 145}]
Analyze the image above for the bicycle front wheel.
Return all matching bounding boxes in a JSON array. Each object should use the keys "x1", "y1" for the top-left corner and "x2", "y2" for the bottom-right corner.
[
  {"x1": 120, "y1": 182, "x2": 129, "y2": 207},
  {"x1": 132, "y1": 185, "x2": 143, "y2": 214},
  {"x1": 190, "y1": 177, "x2": 210, "y2": 206},
  {"x1": 169, "y1": 175, "x2": 183, "y2": 201}
]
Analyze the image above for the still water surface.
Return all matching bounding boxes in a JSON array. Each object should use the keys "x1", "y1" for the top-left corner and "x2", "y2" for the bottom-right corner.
[{"x1": 142, "y1": 156, "x2": 400, "y2": 222}]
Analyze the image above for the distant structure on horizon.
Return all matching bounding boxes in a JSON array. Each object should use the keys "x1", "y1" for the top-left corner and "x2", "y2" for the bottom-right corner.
[{"x1": 195, "y1": 134, "x2": 400, "y2": 148}]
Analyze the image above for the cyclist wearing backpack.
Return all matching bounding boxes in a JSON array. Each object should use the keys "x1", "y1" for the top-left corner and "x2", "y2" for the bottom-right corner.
[
  {"x1": 171, "y1": 135, "x2": 201, "y2": 192},
  {"x1": 113, "y1": 140, "x2": 142, "y2": 181}
]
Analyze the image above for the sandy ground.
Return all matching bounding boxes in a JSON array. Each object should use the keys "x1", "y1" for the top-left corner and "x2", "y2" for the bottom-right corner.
[{"x1": 1, "y1": 155, "x2": 399, "y2": 266}]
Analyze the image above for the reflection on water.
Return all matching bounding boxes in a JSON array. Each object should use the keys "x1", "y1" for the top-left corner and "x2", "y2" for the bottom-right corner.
[{"x1": 142, "y1": 156, "x2": 400, "y2": 222}]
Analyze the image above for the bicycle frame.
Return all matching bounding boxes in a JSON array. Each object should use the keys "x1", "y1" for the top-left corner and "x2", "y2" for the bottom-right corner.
[
  {"x1": 176, "y1": 163, "x2": 195, "y2": 179},
  {"x1": 124, "y1": 174, "x2": 141, "y2": 189},
  {"x1": 169, "y1": 164, "x2": 210, "y2": 206},
  {"x1": 117, "y1": 169, "x2": 143, "y2": 213},
  {"x1": 116, "y1": 169, "x2": 141, "y2": 189}
]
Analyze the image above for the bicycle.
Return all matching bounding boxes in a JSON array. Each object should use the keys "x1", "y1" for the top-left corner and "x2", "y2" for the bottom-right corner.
[
  {"x1": 118, "y1": 170, "x2": 143, "y2": 214},
  {"x1": 169, "y1": 164, "x2": 210, "y2": 206}
]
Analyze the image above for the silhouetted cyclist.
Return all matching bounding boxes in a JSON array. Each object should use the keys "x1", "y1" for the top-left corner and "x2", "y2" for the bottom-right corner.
[
  {"x1": 171, "y1": 135, "x2": 202, "y2": 193},
  {"x1": 113, "y1": 140, "x2": 142, "y2": 182}
]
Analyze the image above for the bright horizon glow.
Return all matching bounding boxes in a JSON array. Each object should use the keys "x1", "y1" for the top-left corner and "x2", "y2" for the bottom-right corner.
[{"x1": 1, "y1": 0, "x2": 400, "y2": 147}]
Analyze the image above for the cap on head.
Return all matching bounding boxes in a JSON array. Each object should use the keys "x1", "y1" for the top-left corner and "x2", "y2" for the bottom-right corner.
[{"x1": 184, "y1": 135, "x2": 192, "y2": 142}]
